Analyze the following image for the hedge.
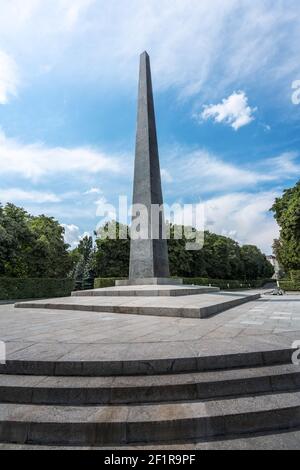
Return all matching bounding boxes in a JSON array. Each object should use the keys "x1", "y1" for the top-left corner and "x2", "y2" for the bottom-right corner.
[
  {"x1": 291, "y1": 270, "x2": 300, "y2": 284},
  {"x1": 183, "y1": 278, "x2": 272, "y2": 290},
  {"x1": 0, "y1": 278, "x2": 74, "y2": 301},
  {"x1": 94, "y1": 277, "x2": 272, "y2": 290},
  {"x1": 279, "y1": 271, "x2": 300, "y2": 291},
  {"x1": 279, "y1": 280, "x2": 300, "y2": 291},
  {"x1": 94, "y1": 278, "x2": 126, "y2": 289}
]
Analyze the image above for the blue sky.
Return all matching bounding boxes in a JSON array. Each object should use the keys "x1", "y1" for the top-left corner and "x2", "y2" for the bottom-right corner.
[{"x1": 0, "y1": 0, "x2": 300, "y2": 253}]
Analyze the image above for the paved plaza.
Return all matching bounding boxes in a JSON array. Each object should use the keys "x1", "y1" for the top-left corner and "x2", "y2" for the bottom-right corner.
[
  {"x1": 15, "y1": 290, "x2": 260, "y2": 319},
  {"x1": 0, "y1": 293, "x2": 300, "y2": 448},
  {"x1": 1, "y1": 293, "x2": 299, "y2": 364}
]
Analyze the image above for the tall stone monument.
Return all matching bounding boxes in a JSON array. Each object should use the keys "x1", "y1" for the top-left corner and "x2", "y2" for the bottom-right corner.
[{"x1": 117, "y1": 52, "x2": 181, "y2": 286}]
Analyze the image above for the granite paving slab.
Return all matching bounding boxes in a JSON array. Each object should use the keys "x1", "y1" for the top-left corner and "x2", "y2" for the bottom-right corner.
[
  {"x1": 15, "y1": 291, "x2": 261, "y2": 319},
  {"x1": 0, "y1": 297, "x2": 299, "y2": 373},
  {"x1": 72, "y1": 285, "x2": 220, "y2": 297}
]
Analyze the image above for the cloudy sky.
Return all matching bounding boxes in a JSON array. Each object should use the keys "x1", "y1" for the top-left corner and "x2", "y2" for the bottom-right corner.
[{"x1": 0, "y1": 0, "x2": 300, "y2": 252}]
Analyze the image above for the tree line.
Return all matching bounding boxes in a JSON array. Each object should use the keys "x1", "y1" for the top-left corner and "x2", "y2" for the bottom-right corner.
[
  {"x1": 271, "y1": 180, "x2": 300, "y2": 273},
  {"x1": 72, "y1": 222, "x2": 274, "y2": 289},
  {"x1": 0, "y1": 203, "x2": 71, "y2": 278},
  {"x1": 0, "y1": 203, "x2": 274, "y2": 286}
]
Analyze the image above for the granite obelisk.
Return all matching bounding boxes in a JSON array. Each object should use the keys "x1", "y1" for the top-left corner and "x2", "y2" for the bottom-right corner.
[{"x1": 128, "y1": 51, "x2": 170, "y2": 283}]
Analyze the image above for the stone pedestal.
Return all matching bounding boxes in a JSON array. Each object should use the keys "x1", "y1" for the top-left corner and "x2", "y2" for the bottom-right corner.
[{"x1": 116, "y1": 278, "x2": 183, "y2": 286}]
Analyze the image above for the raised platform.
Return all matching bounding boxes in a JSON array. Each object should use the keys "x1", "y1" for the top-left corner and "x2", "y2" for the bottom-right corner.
[
  {"x1": 16, "y1": 291, "x2": 260, "y2": 319},
  {"x1": 1, "y1": 297, "x2": 300, "y2": 448},
  {"x1": 72, "y1": 284, "x2": 220, "y2": 297}
]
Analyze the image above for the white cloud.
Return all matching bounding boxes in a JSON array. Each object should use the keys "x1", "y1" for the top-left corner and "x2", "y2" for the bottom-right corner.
[
  {"x1": 166, "y1": 190, "x2": 279, "y2": 253},
  {"x1": 0, "y1": 50, "x2": 18, "y2": 104},
  {"x1": 0, "y1": 188, "x2": 60, "y2": 204},
  {"x1": 0, "y1": 0, "x2": 94, "y2": 33},
  {"x1": 0, "y1": 130, "x2": 123, "y2": 180},
  {"x1": 0, "y1": 1, "x2": 299, "y2": 100},
  {"x1": 200, "y1": 191, "x2": 280, "y2": 253},
  {"x1": 95, "y1": 196, "x2": 116, "y2": 219},
  {"x1": 201, "y1": 92, "x2": 256, "y2": 130},
  {"x1": 183, "y1": 150, "x2": 270, "y2": 190},
  {"x1": 62, "y1": 223, "x2": 90, "y2": 248},
  {"x1": 161, "y1": 169, "x2": 173, "y2": 183},
  {"x1": 265, "y1": 152, "x2": 300, "y2": 177},
  {"x1": 62, "y1": 223, "x2": 80, "y2": 248},
  {"x1": 64, "y1": 0, "x2": 96, "y2": 31},
  {"x1": 84, "y1": 187, "x2": 102, "y2": 195},
  {"x1": 166, "y1": 147, "x2": 300, "y2": 194}
]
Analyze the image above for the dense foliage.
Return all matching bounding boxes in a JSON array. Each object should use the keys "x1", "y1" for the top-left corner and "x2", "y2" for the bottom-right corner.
[
  {"x1": 94, "y1": 276, "x2": 272, "y2": 290},
  {"x1": 278, "y1": 270, "x2": 300, "y2": 292},
  {"x1": 89, "y1": 221, "x2": 273, "y2": 282},
  {"x1": 0, "y1": 278, "x2": 74, "y2": 301},
  {"x1": 0, "y1": 203, "x2": 71, "y2": 278},
  {"x1": 271, "y1": 181, "x2": 300, "y2": 271},
  {"x1": 94, "y1": 223, "x2": 130, "y2": 278},
  {"x1": 0, "y1": 203, "x2": 273, "y2": 291},
  {"x1": 71, "y1": 235, "x2": 96, "y2": 290}
]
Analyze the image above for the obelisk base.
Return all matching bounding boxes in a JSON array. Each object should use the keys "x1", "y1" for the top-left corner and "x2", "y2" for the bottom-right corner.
[{"x1": 116, "y1": 278, "x2": 183, "y2": 287}]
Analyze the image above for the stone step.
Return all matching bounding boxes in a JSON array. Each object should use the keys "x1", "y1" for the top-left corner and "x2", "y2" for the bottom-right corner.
[
  {"x1": 15, "y1": 292, "x2": 261, "y2": 319},
  {"x1": 71, "y1": 285, "x2": 220, "y2": 297},
  {"x1": 1, "y1": 391, "x2": 300, "y2": 445},
  {"x1": 0, "y1": 347, "x2": 294, "y2": 376},
  {"x1": 1, "y1": 428, "x2": 300, "y2": 449},
  {"x1": 0, "y1": 364, "x2": 299, "y2": 405}
]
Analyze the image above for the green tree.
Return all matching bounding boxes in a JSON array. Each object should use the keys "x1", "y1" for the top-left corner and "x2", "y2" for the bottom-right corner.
[
  {"x1": 74, "y1": 255, "x2": 85, "y2": 290},
  {"x1": 168, "y1": 224, "x2": 193, "y2": 277},
  {"x1": 240, "y1": 245, "x2": 273, "y2": 280},
  {"x1": 77, "y1": 235, "x2": 94, "y2": 262},
  {"x1": 193, "y1": 232, "x2": 244, "y2": 280},
  {"x1": 0, "y1": 203, "x2": 36, "y2": 277},
  {"x1": 67, "y1": 235, "x2": 94, "y2": 279},
  {"x1": 68, "y1": 249, "x2": 82, "y2": 278},
  {"x1": 95, "y1": 222, "x2": 130, "y2": 278},
  {"x1": 271, "y1": 181, "x2": 300, "y2": 271},
  {"x1": 0, "y1": 203, "x2": 71, "y2": 278},
  {"x1": 203, "y1": 233, "x2": 231, "y2": 279},
  {"x1": 72, "y1": 235, "x2": 95, "y2": 290},
  {"x1": 27, "y1": 215, "x2": 71, "y2": 278},
  {"x1": 92, "y1": 222, "x2": 272, "y2": 281},
  {"x1": 82, "y1": 252, "x2": 96, "y2": 290}
]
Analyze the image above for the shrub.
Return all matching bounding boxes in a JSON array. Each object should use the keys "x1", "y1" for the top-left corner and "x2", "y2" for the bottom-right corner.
[
  {"x1": 183, "y1": 278, "x2": 272, "y2": 290},
  {"x1": 279, "y1": 279, "x2": 300, "y2": 292},
  {"x1": 278, "y1": 270, "x2": 300, "y2": 291},
  {"x1": 94, "y1": 278, "x2": 125, "y2": 288},
  {"x1": 94, "y1": 277, "x2": 271, "y2": 290},
  {"x1": 0, "y1": 278, "x2": 74, "y2": 301},
  {"x1": 291, "y1": 270, "x2": 300, "y2": 284}
]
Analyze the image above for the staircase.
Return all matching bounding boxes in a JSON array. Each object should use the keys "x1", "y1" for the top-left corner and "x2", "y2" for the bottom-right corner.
[{"x1": 0, "y1": 347, "x2": 299, "y2": 447}]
